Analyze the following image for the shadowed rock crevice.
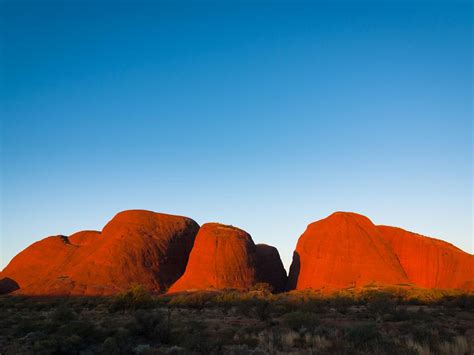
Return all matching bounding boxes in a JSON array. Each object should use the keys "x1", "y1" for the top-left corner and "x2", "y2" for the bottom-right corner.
[
  {"x1": 255, "y1": 244, "x2": 288, "y2": 292},
  {"x1": 287, "y1": 251, "x2": 300, "y2": 291},
  {"x1": 0, "y1": 277, "x2": 19, "y2": 294}
]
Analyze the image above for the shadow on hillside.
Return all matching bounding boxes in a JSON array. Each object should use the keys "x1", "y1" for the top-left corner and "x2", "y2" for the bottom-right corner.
[
  {"x1": 0, "y1": 277, "x2": 19, "y2": 294},
  {"x1": 287, "y1": 251, "x2": 300, "y2": 290}
]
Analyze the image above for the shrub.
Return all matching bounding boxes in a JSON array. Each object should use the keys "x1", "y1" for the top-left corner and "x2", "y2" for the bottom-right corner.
[
  {"x1": 57, "y1": 334, "x2": 83, "y2": 353},
  {"x1": 249, "y1": 298, "x2": 271, "y2": 321},
  {"x1": 329, "y1": 294, "x2": 354, "y2": 312},
  {"x1": 345, "y1": 323, "x2": 380, "y2": 348},
  {"x1": 56, "y1": 319, "x2": 99, "y2": 342},
  {"x1": 109, "y1": 285, "x2": 153, "y2": 312},
  {"x1": 14, "y1": 318, "x2": 38, "y2": 336},
  {"x1": 51, "y1": 305, "x2": 77, "y2": 323},
  {"x1": 168, "y1": 291, "x2": 216, "y2": 310},
  {"x1": 103, "y1": 327, "x2": 133, "y2": 353},
  {"x1": 102, "y1": 336, "x2": 120, "y2": 354},
  {"x1": 133, "y1": 344, "x2": 152, "y2": 354},
  {"x1": 283, "y1": 311, "x2": 319, "y2": 331},
  {"x1": 33, "y1": 337, "x2": 60, "y2": 354},
  {"x1": 362, "y1": 291, "x2": 397, "y2": 316},
  {"x1": 251, "y1": 283, "x2": 274, "y2": 294},
  {"x1": 179, "y1": 320, "x2": 216, "y2": 353},
  {"x1": 442, "y1": 294, "x2": 474, "y2": 310},
  {"x1": 127, "y1": 310, "x2": 170, "y2": 343}
]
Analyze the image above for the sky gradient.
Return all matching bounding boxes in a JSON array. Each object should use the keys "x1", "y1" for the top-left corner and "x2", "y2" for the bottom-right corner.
[{"x1": 1, "y1": 0, "x2": 472, "y2": 271}]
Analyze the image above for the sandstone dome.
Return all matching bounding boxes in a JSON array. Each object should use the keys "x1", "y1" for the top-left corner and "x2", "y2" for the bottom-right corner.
[
  {"x1": 288, "y1": 212, "x2": 474, "y2": 293},
  {"x1": 168, "y1": 223, "x2": 259, "y2": 292},
  {"x1": 1, "y1": 210, "x2": 199, "y2": 295},
  {"x1": 288, "y1": 212, "x2": 409, "y2": 292}
]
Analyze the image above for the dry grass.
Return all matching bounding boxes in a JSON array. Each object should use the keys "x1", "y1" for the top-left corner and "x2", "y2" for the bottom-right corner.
[{"x1": 1, "y1": 287, "x2": 473, "y2": 354}]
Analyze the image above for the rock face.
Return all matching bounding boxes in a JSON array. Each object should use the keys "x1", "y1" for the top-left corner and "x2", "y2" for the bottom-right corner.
[
  {"x1": 288, "y1": 212, "x2": 474, "y2": 292},
  {"x1": 168, "y1": 223, "x2": 259, "y2": 292},
  {"x1": 288, "y1": 212, "x2": 408, "y2": 292},
  {"x1": 1, "y1": 210, "x2": 199, "y2": 295},
  {"x1": 255, "y1": 244, "x2": 287, "y2": 292},
  {"x1": 3, "y1": 209, "x2": 472, "y2": 295},
  {"x1": 378, "y1": 226, "x2": 474, "y2": 291}
]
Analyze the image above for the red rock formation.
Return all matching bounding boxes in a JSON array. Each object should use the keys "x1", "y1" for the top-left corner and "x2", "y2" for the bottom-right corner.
[
  {"x1": 0, "y1": 235, "x2": 77, "y2": 292},
  {"x1": 378, "y1": 226, "x2": 474, "y2": 291},
  {"x1": 255, "y1": 244, "x2": 287, "y2": 292},
  {"x1": 288, "y1": 212, "x2": 474, "y2": 293},
  {"x1": 288, "y1": 212, "x2": 409, "y2": 292},
  {"x1": 1, "y1": 210, "x2": 199, "y2": 295},
  {"x1": 168, "y1": 223, "x2": 259, "y2": 292},
  {"x1": 3, "y1": 209, "x2": 472, "y2": 295}
]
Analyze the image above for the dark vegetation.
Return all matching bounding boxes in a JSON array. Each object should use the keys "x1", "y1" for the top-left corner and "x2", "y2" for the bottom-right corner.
[{"x1": 1, "y1": 285, "x2": 473, "y2": 354}]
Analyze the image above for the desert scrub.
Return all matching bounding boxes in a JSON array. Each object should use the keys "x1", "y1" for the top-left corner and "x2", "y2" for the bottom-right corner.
[
  {"x1": 344, "y1": 322, "x2": 381, "y2": 351},
  {"x1": 168, "y1": 291, "x2": 216, "y2": 310},
  {"x1": 177, "y1": 320, "x2": 217, "y2": 353},
  {"x1": 361, "y1": 291, "x2": 397, "y2": 317},
  {"x1": 438, "y1": 293, "x2": 474, "y2": 310},
  {"x1": 126, "y1": 309, "x2": 171, "y2": 343},
  {"x1": 51, "y1": 305, "x2": 77, "y2": 322},
  {"x1": 109, "y1": 284, "x2": 153, "y2": 312},
  {"x1": 250, "y1": 282, "x2": 274, "y2": 294},
  {"x1": 282, "y1": 311, "x2": 319, "y2": 331}
]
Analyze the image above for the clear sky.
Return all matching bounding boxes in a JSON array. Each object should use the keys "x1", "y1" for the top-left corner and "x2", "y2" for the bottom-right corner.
[{"x1": 1, "y1": 0, "x2": 472, "y2": 271}]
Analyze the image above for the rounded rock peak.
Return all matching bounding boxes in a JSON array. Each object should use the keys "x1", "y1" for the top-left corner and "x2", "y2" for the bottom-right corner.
[
  {"x1": 102, "y1": 209, "x2": 199, "y2": 237},
  {"x1": 318, "y1": 211, "x2": 374, "y2": 225},
  {"x1": 168, "y1": 222, "x2": 257, "y2": 292},
  {"x1": 289, "y1": 211, "x2": 408, "y2": 292},
  {"x1": 305, "y1": 211, "x2": 378, "y2": 237},
  {"x1": 69, "y1": 230, "x2": 101, "y2": 246},
  {"x1": 104, "y1": 209, "x2": 196, "y2": 227},
  {"x1": 199, "y1": 223, "x2": 251, "y2": 238},
  {"x1": 255, "y1": 243, "x2": 276, "y2": 253},
  {"x1": 255, "y1": 244, "x2": 288, "y2": 292}
]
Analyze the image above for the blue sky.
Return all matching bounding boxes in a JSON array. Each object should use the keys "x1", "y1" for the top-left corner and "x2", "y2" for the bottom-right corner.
[{"x1": 1, "y1": 0, "x2": 472, "y2": 271}]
